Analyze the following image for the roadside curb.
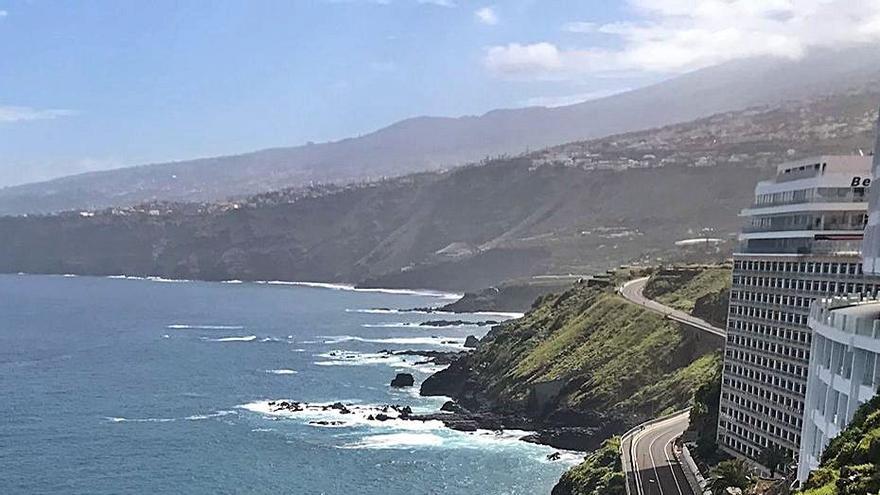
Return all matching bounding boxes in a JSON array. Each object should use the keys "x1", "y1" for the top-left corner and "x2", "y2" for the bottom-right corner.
[{"x1": 676, "y1": 443, "x2": 707, "y2": 495}]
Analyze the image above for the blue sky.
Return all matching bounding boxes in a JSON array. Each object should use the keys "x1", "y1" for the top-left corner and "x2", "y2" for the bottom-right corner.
[{"x1": 1, "y1": 0, "x2": 878, "y2": 187}]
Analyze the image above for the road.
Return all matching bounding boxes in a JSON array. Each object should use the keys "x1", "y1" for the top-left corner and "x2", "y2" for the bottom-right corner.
[
  {"x1": 618, "y1": 277, "x2": 726, "y2": 338},
  {"x1": 622, "y1": 412, "x2": 695, "y2": 495}
]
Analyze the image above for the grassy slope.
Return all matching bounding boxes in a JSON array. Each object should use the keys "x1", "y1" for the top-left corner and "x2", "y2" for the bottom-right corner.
[
  {"x1": 552, "y1": 437, "x2": 626, "y2": 495},
  {"x1": 643, "y1": 267, "x2": 732, "y2": 328},
  {"x1": 468, "y1": 285, "x2": 721, "y2": 422},
  {"x1": 799, "y1": 394, "x2": 880, "y2": 495},
  {"x1": 544, "y1": 269, "x2": 727, "y2": 495},
  {"x1": 644, "y1": 267, "x2": 731, "y2": 313}
]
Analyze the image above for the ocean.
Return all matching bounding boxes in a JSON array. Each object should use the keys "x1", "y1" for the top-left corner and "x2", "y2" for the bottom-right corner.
[{"x1": 0, "y1": 274, "x2": 579, "y2": 494}]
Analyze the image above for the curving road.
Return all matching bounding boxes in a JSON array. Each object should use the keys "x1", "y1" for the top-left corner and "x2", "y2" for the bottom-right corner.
[
  {"x1": 618, "y1": 277, "x2": 726, "y2": 338},
  {"x1": 622, "y1": 412, "x2": 695, "y2": 495}
]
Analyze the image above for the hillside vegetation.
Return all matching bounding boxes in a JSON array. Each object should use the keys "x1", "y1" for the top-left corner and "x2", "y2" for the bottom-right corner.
[
  {"x1": 551, "y1": 438, "x2": 626, "y2": 495},
  {"x1": 799, "y1": 394, "x2": 880, "y2": 495},
  {"x1": 422, "y1": 269, "x2": 725, "y2": 448},
  {"x1": 644, "y1": 267, "x2": 732, "y2": 328},
  {"x1": 1, "y1": 90, "x2": 876, "y2": 290},
  {"x1": 2, "y1": 46, "x2": 877, "y2": 216}
]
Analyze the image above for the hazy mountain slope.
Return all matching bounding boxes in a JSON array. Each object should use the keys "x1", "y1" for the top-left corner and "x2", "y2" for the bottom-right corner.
[
  {"x1": 0, "y1": 89, "x2": 877, "y2": 291},
  {"x1": 2, "y1": 47, "x2": 879, "y2": 216}
]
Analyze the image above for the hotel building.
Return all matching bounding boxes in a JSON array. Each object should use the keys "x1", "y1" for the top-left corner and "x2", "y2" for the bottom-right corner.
[
  {"x1": 717, "y1": 155, "x2": 873, "y2": 466},
  {"x1": 796, "y1": 115, "x2": 880, "y2": 482}
]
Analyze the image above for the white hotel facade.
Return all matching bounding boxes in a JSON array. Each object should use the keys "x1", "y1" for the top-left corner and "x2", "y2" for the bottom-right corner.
[
  {"x1": 796, "y1": 120, "x2": 880, "y2": 482},
  {"x1": 718, "y1": 155, "x2": 874, "y2": 465}
]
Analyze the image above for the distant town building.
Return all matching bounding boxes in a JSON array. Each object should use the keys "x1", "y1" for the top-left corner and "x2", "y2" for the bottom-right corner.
[
  {"x1": 797, "y1": 111, "x2": 880, "y2": 482},
  {"x1": 718, "y1": 155, "x2": 873, "y2": 468}
]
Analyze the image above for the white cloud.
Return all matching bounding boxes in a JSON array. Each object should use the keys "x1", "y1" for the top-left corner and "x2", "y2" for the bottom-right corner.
[
  {"x1": 0, "y1": 10, "x2": 8, "y2": 18},
  {"x1": 0, "y1": 106, "x2": 77, "y2": 123},
  {"x1": 484, "y1": 42, "x2": 563, "y2": 75},
  {"x1": 488, "y1": 0, "x2": 880, "y2": 78},
  {"x1": 475, "y1": 6, "x2": 498, "y2": 25}
]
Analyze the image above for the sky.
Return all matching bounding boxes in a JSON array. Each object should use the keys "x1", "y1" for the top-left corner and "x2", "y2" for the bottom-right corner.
[{"x1": 2, "y1": 0, "x2": 880, "y2": 187}]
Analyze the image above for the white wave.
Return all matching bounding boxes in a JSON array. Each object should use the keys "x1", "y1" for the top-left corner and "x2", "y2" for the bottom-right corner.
[
  {"x1": 185, "y1": 410, "x2": 237, "y2": 421},
  {"x1": 342, "y1": 433, "x2": 445, "y2": 449},
  {"x1": 221, "y1": 280, "x2": 244, "y2": 284},
  {"x1": 238, "y1": 400, "x2": 444, "y2": 431},
  {"x1": 107, "y1": 410, "x2": 236, "y2": 423},
  {"x1": 162, "y1": 334, "x2": 170, "y2": 339},
  {"x1": 291, "y1": 348, "x2": 307, "y2": 352},
  {"x1": 63, "y1": 274, "x2": 78, "y2": 278},
  {"x1": 204, "y1": 335, "x2": 257, "y2": 342},
  {"x1": 105, "y1": 416, "x2": 175, "y2": 423},
  {"x1": 106, "y1": 275, "x2": 191, "y2": 283},
  {"x1": 313, "y1": 350, "x2": 449, "y2": 373},
  {"x1": 360, "y1": 322, "x2": 417, "y2": 328},
  {"x1": 251, "y1": 428, "x2": 274, "y2": 432},
  {"x1": 346, "y1": 308, "x2": 522, "y2": 319},
  {"x1": 345, "y1": 308, "x2": 401, "y2": 314},
  {"x1": 265, "y1": 369, "x2": 297, "y2": 375},
  {"x1": 237, "y1": 400, "x2": 581, "y2": 461},
  {"x1": 320, "y1": 335, "x2": 465, "y2": 348},
  {"x1": 147, "y1": 276, "x2": 191, "y2": 283},
  {"x1": 267, "y1": 281, "x2": 462, "y2": 300},
  {"x1": 167, "y1": 324, "x2": 245, "y2": 330}
]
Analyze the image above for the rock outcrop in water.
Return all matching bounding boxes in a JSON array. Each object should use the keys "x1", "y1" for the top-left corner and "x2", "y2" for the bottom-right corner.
[{"x1": 390, "y1": 373, "x2": 415, "y2": 388}]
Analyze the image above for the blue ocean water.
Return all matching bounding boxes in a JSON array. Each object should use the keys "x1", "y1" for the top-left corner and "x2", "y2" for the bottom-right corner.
[{"x1": 0, "y1": 275, "x2": 578, "y2": 494}]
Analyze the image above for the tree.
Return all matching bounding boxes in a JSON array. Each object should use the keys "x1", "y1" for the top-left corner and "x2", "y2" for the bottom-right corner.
[
  {"x1": 758, "y1": 444, "x2": 792, "y2": 478},
  {"x1": 706, "y1": 459, "x2": 752, "y2": 495}
]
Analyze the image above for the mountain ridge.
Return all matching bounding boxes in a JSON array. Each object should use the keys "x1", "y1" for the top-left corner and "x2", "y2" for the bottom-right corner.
[{"x1": 3, "y1": 46, "x2": 879, "y2": 216}]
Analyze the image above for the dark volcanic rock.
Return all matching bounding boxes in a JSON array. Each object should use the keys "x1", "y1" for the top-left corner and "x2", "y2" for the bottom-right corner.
[
  {"x1": 463, "y1": 335, "x2": 480, "y2": 348},
  {"x1": 390, "y1": 373, "x2": 415, "y2": 388}
]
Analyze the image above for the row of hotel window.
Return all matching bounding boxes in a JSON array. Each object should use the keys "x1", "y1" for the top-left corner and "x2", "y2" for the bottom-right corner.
[
  {"x1": 720, "y1": 400, "x2": 801, "y2": 445},
  {"x1": 747, "y1": 212, "x2": 867, "y2": 231},
  {"x1": 729, "y1": 304, "x2": 810, "y2": 328},
  {"x1": 721, "y1": 386, "x2": 804, "y2": 435},
  {"x1": 734, "y1": 259, "x2": 863, "y2": 276},
  {"x1": 724, "y1": 361, "x2": 807, "y2": 397},
  {"x1": 732, "y1": 276, "x2": 877, "y2": 298},
  {"x1": 754, "y1": 186, "x2": 867, "y2": 207},
  {"x1": 731, "y1": 289, "x2": 813, "y2": 309},
  {"x1": 728, "y1": 318, "x2": 812, "y2": 348},
  {"x1": 726, "y1": 331, "x2": 809, "y2": 361},
  {"x1": 719, "y1": 430, "x2": 777, "y2": 460},
  {"x1": 812, "y1": 381, "x2": 857, "y2": 431},
  {"x1": 814, "y1": 336, "x2": 880, "y2": 387},
  {"x1": 725, "y1": 341, "x2": 808, "y2": 378}
]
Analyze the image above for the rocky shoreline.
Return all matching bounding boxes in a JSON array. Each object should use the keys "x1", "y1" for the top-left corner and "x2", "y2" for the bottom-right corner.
[{"x1": 414, "y1": 350, "x2": 618, "y2": 452}]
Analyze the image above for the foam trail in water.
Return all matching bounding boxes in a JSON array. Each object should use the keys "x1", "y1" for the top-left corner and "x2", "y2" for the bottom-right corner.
[
  {"x1": 168, "y1": 324, "x2": 245, "y2": 330},
  {"x1": 265, "y1": 369, "x2": 297, "y2": 375},
  {"x1": 203, "y1": 335, "x2": 257, "y2": 342},
  {"x1": 262, "y1": 281, "x2": 462, "y2": 300},
  {"x1": 320, "y1": 335, "x2": 465, "y2": 348}
]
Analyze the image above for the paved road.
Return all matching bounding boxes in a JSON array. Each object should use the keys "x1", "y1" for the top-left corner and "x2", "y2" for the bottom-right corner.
[
  {"x1": 618, "y1": 277, "x2": 726, "y2": 338},
  {"x1": 622, "y1": 412, "x2": 696, "y2": 495}
]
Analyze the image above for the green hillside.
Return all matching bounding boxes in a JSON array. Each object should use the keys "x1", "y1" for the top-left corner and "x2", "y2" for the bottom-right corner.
[{"x1": 799, "y1": 394, "x2": 880, "y2": 495}]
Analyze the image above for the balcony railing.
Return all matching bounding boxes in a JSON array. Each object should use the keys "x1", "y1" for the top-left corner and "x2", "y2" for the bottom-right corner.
[{"x1": 809, "y1": 296, "x2": 880, "y2": 339}]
